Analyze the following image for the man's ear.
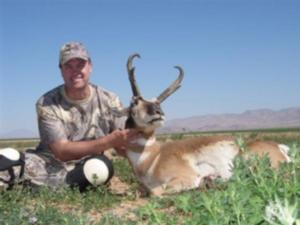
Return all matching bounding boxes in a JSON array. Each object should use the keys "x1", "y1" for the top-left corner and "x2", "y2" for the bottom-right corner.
[
  {"x1": 89, "y1": 62, "x2": 93, "y2": 74},
  {"x1": 111, "y1": 107, "x2": 129, "y2": 117}
]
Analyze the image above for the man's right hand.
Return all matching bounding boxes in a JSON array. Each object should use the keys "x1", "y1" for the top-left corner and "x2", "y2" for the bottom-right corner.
[
  {"x1": 49, "y1": 129, "x2": 140, "y2": 162},
  {"x1": 108, "y1": 129, "x2": 140, "y2": 150}
]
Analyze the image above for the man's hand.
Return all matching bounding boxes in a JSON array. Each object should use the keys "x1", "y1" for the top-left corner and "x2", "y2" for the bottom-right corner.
[
  {"x1": 107, "y1": 129, "x2": 140, "y2": 150},
  {"x1": 49, "y1": 129, "x2": 140, "y2": 161}
]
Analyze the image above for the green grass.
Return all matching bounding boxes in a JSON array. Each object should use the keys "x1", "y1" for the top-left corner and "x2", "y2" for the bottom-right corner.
[
  {"x1": 0, "y1": 138, "x2": 39, "y2": 150},
  {"x1": 1, "y1": 131, "x2": 299, "y2": 224}
]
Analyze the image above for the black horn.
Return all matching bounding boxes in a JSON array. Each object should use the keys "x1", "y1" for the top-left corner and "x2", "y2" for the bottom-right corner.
[
  {"x1": 127, "y1": 53, "x2": 142, "y2": 97},
  {"x1": 156, "y1": 66, "x2": 184, "y2": 103}
]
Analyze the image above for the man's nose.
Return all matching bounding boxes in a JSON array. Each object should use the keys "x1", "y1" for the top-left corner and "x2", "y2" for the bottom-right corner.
[{"x1": 70, "y1": 67, "x2": 80, "y2": 74}]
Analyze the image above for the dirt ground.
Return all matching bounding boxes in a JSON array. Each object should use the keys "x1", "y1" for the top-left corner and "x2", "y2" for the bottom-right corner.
[
  {"x1": 96, "y1": 150, "x2": 151, "y2": 221},
  {"x1": 91, "y1": 176, "x2": 150, "y2": 223}
]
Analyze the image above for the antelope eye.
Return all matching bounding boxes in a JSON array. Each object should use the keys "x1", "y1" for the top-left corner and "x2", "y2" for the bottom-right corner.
[
  {"x1": 132, "y1": 96, "x2": 143, "y2": 104},
  {"x1": 131, "y1": 110, "x2": 136, "y2": 116}
]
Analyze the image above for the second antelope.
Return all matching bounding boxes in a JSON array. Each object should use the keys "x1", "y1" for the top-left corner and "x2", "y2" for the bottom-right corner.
[{"x1": 122, "y1": 53, "x2": 291, "y2": 196}]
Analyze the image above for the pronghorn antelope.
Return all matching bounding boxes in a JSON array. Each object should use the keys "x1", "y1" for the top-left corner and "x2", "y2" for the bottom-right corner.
[{"x1": 122, "y1": 54, "x2": 291, "y2": 196}]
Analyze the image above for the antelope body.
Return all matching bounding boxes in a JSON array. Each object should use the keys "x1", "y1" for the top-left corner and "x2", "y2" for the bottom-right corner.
[{"x1": 123, "y1": 54, "x2": 291, "y2": 196}]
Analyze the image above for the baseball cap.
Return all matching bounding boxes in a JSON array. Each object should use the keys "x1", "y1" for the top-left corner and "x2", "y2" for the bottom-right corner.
[{"x1": 59, "y1": 42, "x2": 90, "y2": 66}]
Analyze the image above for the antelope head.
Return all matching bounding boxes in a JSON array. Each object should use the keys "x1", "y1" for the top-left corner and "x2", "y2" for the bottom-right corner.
[{"x1": 125, "y1": 53, "x2": 184, "y2": 133}]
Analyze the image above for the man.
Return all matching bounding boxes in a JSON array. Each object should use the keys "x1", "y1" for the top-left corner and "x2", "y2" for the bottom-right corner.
[{"x1": 0, "y1": 42, "x2": 138, "y2": 191}]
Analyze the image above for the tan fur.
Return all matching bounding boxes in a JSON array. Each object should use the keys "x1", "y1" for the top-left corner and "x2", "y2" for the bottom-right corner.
[
  {"x1": 126, "y1": 135, "x2": 290, "y2": 196},
  {"x1": 124, "y1": 54, "x2": 290, "y2": 196},
  {"x1": 244, "y1": 140, "x2": 287, "y2": 167}
]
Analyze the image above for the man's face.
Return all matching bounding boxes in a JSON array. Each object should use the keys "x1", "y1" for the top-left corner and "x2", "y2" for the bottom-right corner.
[{"x1": 60, "y1": 58, "x2": 92, "y2": 91}]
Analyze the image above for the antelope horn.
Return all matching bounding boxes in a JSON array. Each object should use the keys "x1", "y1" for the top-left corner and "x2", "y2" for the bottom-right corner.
[
  {"x1": 127, "y1": 53, "x2": 142, "y2": 97},
  {"x1": 156, "y1": 66, "x2": 184, "y2": 103}
]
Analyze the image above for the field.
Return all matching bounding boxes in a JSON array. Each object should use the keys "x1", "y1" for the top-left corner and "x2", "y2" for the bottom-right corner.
[{"x1": 0, "y1": 129, "x2": 299, "y2": 225}]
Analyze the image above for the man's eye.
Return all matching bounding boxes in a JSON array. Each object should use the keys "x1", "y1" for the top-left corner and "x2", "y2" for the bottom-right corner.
[
  {"x1": 78, "y1": 62, "x2": 85, "y2": 69},
  {"x1": 64, "y1": 65, "x2": 71, "y2": 70}
]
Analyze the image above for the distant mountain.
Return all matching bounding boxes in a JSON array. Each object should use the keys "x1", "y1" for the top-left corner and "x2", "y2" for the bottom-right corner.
[
  {"x1": 159, "y1": 107, "x2": 300, "y2": 133},
  {"x1": 1, "y1": 107, "x2": 300, "y2": 139}
]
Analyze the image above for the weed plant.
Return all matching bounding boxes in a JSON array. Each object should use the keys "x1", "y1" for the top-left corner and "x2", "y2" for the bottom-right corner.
[
  {"x1": 0, "y1": 133, "x2": 299, "y2": 224},
  {"x1": 0, "y1": 139, "x2": 39, "y2": 150}
]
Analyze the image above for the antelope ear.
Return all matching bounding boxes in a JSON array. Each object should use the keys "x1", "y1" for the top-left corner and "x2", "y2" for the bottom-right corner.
[{"x1": 111, "y1": 107, "x2": 130, "y2": 117}]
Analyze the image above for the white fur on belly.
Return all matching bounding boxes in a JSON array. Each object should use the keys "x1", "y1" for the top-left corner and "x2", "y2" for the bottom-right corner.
[
  {"x1": 278, "y1": 144, "x2": 291, "y2": 162},
  {"x1": 184, "y1": 141, "x2": 239, "y2": 180}
]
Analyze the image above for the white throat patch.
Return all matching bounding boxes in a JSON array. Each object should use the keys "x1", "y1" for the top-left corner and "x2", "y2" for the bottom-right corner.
[
  {"x1": 127, "y1": 137, "x2": 157, "y2": 168},
  {"x1": 132, "y1": 137, "x2": 156, "y2": 147}
]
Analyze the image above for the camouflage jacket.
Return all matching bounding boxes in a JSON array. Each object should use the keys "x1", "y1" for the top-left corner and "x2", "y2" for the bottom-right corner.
[{"x1": 34, "y1": 83, "x2": 125, "y2": 173}]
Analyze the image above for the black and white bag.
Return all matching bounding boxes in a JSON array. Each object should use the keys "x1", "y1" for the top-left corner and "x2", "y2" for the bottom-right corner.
[{"x1": 0, "y1": 148, "x2": 25, "y2": 189}]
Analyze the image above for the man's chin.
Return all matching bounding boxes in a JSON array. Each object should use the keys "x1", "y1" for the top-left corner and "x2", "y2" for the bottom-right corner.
[{"x1": 67, "y1": 82, "x2": 88, "y2": 90}]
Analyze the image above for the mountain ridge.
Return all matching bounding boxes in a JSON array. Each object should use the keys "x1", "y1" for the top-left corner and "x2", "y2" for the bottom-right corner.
[
  {"x1": 159, "y1": 107, "x2": 300, "y2": 133},
  {"x1": 1, "y1": 107, "x2": 300, "y2": 139}
]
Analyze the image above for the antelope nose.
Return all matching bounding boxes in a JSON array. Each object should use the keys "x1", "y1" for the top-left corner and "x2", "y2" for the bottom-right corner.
[{"x1": 148, "y1": 104, "x2": 164, "y2": 115}]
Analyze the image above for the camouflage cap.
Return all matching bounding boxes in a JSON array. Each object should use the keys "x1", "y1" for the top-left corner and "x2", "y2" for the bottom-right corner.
[{"x1": 59, "y1": 42, "x2": 90, "y2": 65}]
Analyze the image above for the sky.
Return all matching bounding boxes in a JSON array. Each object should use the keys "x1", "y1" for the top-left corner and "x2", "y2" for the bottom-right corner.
[{"x1": 0, "y1": 0, "x2": 299, "y2": 138}]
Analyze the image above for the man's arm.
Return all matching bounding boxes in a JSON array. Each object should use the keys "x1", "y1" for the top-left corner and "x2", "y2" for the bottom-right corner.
[{"x1": 49, "y1": 129, "x2": 138, "y2": 162}]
